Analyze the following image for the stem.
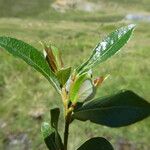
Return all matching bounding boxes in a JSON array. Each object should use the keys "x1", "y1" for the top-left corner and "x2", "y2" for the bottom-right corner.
[
  {"x1": 61, "y1": 87, "x2": 74, "y2": 150},
  {"x1": 64, "y1": 109, "x2": 72, "y2": 150}
]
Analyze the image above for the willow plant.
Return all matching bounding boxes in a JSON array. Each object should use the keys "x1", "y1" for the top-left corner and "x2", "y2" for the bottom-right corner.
[{"x1": 0, "y1": 24, "x2": 150, "y2": 150}]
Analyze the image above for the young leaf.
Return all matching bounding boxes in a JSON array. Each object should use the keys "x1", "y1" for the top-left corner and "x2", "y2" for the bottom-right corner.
[
  {"x1": 69, "y1": 73, "x2": 94, "y2": 103},
  {"x1": 73, "y1": 90, "x2": 150, "y2": 127},
  {"x1": 76, "y1": 24, "x2": 136, "y2": 74},
  {"x1": 44, "y1": 44, "x2": 64, "y2": 72},
  {"x1": 50, "y1": 45, "x2": 64, "y2": 70},
  {"x1": 77, "y1": 137, "x2": 114, "y2": 150},
  {"x1": 56, "y1": 67, "x2": 71, "y2": 87},
  {"x1": 0, "y1": 36, "x2": 61, "y2": 93},
  {"x1": 78, "y1": 79, "x2": 95, "y2": 102},
  {"x1": 69, "y1": 73, "x2": 88, "y2": 102}
]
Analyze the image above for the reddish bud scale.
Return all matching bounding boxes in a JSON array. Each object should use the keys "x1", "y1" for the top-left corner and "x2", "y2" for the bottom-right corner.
[{"x1": 94, "y1": 77, "x2": 104, "y2": 87}]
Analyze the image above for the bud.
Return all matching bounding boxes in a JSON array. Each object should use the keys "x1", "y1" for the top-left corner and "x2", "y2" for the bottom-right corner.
[
  {"x1": 93, "y1": 76, "x2": 104, "y2": 87},
  {"x1": 93, "y1": 75, "x2": 110, "y2": 87},
  {"x1": 43, "y1": 43, "x2": 63, "y2": 73}
]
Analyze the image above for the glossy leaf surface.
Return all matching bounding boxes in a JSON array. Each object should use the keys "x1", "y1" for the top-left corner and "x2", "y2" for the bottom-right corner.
[
  {"x1": 0, "y1": 36, "x2": 61, "y2": 93},
  {"x1": 76, "y1": 24, "x2": 136, "y2": 74},
  {"x1": 77, "y1": 137, "x2": 113, "y2": 150},
  {"x1": 73, "y1": 90, "x2": 150, "y2": 127}
]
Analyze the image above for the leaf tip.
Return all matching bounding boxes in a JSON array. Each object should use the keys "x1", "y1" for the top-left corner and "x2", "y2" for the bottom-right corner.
[
  {"x1": 128, "y1": 24, "x2": 136, "y2": 30},
  {"x1": 41, "y1": 122, "x2": 49, "y2": 131}
]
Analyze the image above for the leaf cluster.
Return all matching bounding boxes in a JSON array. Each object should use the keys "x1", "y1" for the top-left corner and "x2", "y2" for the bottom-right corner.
[{"x1": 1, "y1": 24, "x2": 150, "y2": 150}]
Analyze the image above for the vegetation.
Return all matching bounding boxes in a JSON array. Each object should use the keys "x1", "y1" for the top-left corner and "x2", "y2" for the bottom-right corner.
[
  {"x1": 1, "y1": 24, "x2": 150, "y2": 150},
  {"x1": 0, "y1": 0, "x2": 150, "y2": 150}
]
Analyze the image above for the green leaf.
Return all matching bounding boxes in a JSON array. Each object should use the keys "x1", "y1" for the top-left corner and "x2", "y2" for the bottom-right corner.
[
  {"x1": 56, "y1": 67, "x2": 71, "y2": 87},
  {"x1": 69, "y1": 73, "x2": 93, "y2": 103},
  {"x1": 77, "y1": 137, "x2": 114, "y2": 150},
  {"x1": 50, "y1": 108, "x2": 63, "y2": 150},
  {"x1": 50, "y1": 45, "x2": 63, "y2": 70},
  {"x1": 41, "y1": 122, "x2": 57, "y2": 150},
  {"x1": 78, "y1": 79, "x2": 95, "y2": 102},
  {"x1": 0, "y1": 36, "x2": 61, "y2": 93},
  {"x1": 44, "y1": 44, "x2": 64, "y2": 72},
  {"x1": 73, "y1": 90, "x2": 150, "y2": 127},
  {"x1": 76, "y1": 24, "x2": 136, "y2": 74},
  {"x1": 41, "y1": 122, "x2": 55, "y2": 139},
  {"x1": 54, "y1": 132, "x2": 63, "y2": 150},
  {"x1": 50, "y1": 108, "x2": 60, "y2": 130},
  {"x1": 41, "y1": 122, "x2": 63, "y2": 150}
]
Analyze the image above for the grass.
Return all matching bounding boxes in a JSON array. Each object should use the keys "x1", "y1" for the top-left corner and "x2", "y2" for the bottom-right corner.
[{"x1": 0, "y1": 0, "x2": 150, "y2": 150}]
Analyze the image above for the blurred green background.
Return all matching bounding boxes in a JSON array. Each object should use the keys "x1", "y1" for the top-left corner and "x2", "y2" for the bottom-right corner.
[{"x1": 0, "y1": 0, "x2": 150, "y2": 150}]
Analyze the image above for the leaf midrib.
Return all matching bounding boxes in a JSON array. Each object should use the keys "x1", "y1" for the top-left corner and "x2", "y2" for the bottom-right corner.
[
  {"x1": 74, "y1": 105, "x2": 150, "y2": 114},
  {"x1": 0, "y1": 41, "x2": 60, "y2": 92}
]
